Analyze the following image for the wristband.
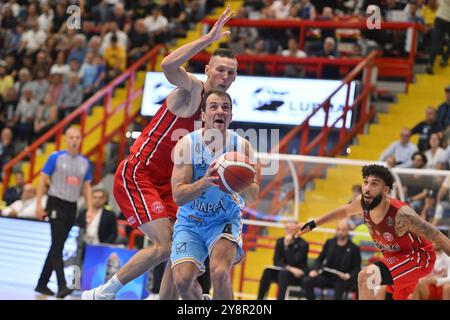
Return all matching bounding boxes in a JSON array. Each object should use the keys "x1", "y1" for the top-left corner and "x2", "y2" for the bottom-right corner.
[{"x1": 301, "y1": 220, "x2": 317, "y2": 231}]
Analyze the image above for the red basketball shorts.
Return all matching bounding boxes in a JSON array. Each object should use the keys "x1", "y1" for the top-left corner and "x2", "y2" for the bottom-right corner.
[
  {"x1": 383, "y1": 250, "x2": 436, "y2": 300},
  {"x1": 113, "y1": 155, "x2": 177, "y2": 229}
]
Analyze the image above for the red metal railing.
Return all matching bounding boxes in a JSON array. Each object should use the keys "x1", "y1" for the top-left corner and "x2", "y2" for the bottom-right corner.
[
  {"x1": 200, "y1": 18, "x2": 422, "y2": 85},
  {"x1": 2, "y1": 45, "x2": 163, "y2": 191},
  {"x1": 243, "y1": 50, "x2": 378, "y2": 237}
]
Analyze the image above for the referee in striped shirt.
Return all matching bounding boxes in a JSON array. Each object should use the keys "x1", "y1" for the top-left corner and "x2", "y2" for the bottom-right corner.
[{"x1": 34, "y1": 127, "x2": 94, "y2": 298}]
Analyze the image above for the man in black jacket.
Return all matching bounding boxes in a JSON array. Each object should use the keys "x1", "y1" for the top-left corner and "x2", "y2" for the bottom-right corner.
[
  {"x1": 302, "y1": 219, "x2": 361, "y2": 300},
  {"x1": 77, "y1": 189, "x2": 117, "y2": 244},
  {"x1": 257, "y1": 220, "x2": 309, "y2": 300}
]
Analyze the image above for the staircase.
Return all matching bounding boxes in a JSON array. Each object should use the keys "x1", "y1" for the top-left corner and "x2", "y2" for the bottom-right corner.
[{"x1": 294, "y1": 64, "x2": 450, "y2": 247}]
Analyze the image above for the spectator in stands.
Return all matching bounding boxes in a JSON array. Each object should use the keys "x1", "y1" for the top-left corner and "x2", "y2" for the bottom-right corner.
[
  {"x1": 67, "y1": 34, "x2": 88, "y2": 66},
  {"x1": 2, "y1": 171, "x2": 24, "y2": 206},
  {"x1": 144, "y1": 6, "x2": 169, "y2": 45},
  {"x1": 9, "y1": 22, "x2": 25, "y2": 55},
  {"x1": 19, "y1": 1, "x2": 39, "y2": 28},
  {"x1": 432, "y1": 176, "x2": 450, "y2": 227},
  {"x1": 104, "y1": 34, "x2": 127, "y2": 83},
  {"x1": 13, "y1": 86, "x2": 38, "y2": 143},
  {"x1": 19, "y1": 19, "x2": 47, "y2": 54},
  {"x1": 0, "y1": 127, "x2": 15, "y2": 178},
  {"x1": 79, "y1": 52, "x2": 99, "y2": 98},
  {"x1": 437, "y1": 86, "x2": 450, "y2": 129},
  {"x1": 50, "y1": 51, "x2": 71, "y2": 79},
  {"x1": 32, "y1": 50, "x2": 52, "y2": 78},
  {"x1": 76, "y1": 189, "x2": 118, "y2": 245},
  {"x1": 31, "y1": 69, "x2": 50, "y2": 104},
  {"x1": 13, "y1": 68, "x2": 32, "y2": 98},
  {"x1": 420, "y1": 0, "x2": 438, "y2": 53},
  {"x1": 245, "y1": 37, "x2": 270, "y2": 75},
  {"x1": 50, "y1": 2, "x2": 69, "y2": 34},
  {"x1": 281, "y1": 37, "x2": 307, "y2": 78},
  {"x1": 162, "y1": 0, "x2": 189, "y2": 37},
  {"x1": 107, "y1": 2, "x2": 130, "y2": 33},
  {"x1": 0, "y1": 87, "x2": 19, "y2": 130},
  {"x1": 379, "y1": 127, "x2": 418, "y2": 167},
  {"x1": 101, "y1": 21, "x2": 128, "y2": 54},
  {"x1": 87, "y1": 36, "x2": 102, "y2": 58},
  {"x1": 4, "y1": 53, "x2": 18, "y2": 79},
  {"x1": 1, "y1": 183, "x2": 45, "y2": 219},
  {"x1": 401, "y1": 151, "x2": 432, "y2": 213},
  {"x1": 0, "y1": 4, "x2": 17, "y2": 30},
  {"x1": 0, "y1": 60, "x2": 14, "y2": 100},
  {"x1": 131, "y1": 0, "x2": 156, "y2": 20},
  {"x1": 318, "y1": 37, "x2": 340, "y2": 79},
  {"x1": 290, "y1": 0, "x2": 317, "y2": 20},
  {"x1": 424, "y1": 133, "x2": 447, "y2": 169},
  {"x1": 47, "y1": 71, "x2": 64, "y2": 106},
  {"x1": 269, "y1": 0, "x2": 292, "y2": 19},
  {"x1": 92, "y1": 55, "x2": 107, "y2": 93},
  {"x1": 92, "y1": 0, "x2": 113, "y2": 27},
  {"x1": 58, "y1": 72, "x2": 83, "y2": 120},
  {"x1": 257, "y1": 220, "x2": 309, "y2": 300},
  {"x1": 34, "y1": 93, "x2": 58, "y2": 139},
  {"x1": 412, "y1": 231, "x2": 450, "y2": 300},
  {"x1": 128, "y1": 19, "x2": 152, "y2": 63},
  {"x1": 302, "y1": 219, "x2": 361, "y2": 300},
  {"x1": 411, "y1": 106, "x2": 443, "y2": 151},
  {"x1": 38, "y1": 2, "x2": 54, "y2": 33},
  {"x1": 316, "y1": 7, "x2": 336, "y2": 41},
  {"x1": 426, "y1": 0, "x2": 450, "y2": 74}
]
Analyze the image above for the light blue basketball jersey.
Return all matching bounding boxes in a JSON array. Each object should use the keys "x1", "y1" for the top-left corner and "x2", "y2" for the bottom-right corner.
[{"x1": 176, "y1": 129, "x2": 245, "y2": 225}]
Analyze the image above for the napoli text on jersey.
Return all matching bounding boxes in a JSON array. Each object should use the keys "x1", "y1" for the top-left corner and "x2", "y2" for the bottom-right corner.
[{"x1": 177, "y1": 129, "x2": 244, "y2": 225}]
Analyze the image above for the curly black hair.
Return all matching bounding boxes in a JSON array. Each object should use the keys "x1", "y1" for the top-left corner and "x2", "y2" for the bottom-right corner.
[{"x1": 362, "y1": 165, "x2": 394, "y2": 190}]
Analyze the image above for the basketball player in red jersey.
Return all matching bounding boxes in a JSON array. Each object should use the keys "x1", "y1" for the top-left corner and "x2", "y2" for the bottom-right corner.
[
  {"x1": 292, "y1": 165, "x2": 450, "y2": 300},
  {"x1": 82, "y1": 6, "x2": 238, "y2": 300}
]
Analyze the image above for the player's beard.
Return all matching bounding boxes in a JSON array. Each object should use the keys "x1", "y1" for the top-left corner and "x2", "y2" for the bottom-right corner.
[{"x1": 360, "y1": 192, "x2": 383, "y2": 211}]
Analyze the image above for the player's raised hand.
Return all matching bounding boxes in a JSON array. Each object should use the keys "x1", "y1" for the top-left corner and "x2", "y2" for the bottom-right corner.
[{"x1": 207, "y1": 5, "x2": 233, "y2": 43}]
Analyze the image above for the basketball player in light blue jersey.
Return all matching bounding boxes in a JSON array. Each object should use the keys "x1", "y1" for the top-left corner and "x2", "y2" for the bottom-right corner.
[{"x1": 170, "y1": 90, "x2": 259, "y2": 299}]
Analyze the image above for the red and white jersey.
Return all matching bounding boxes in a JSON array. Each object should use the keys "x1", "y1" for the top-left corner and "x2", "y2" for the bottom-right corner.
[
  {"x1": 363, "y1": 198, "x2": 434, "y2": 265},
  {"x1": 130, "y1": 97, "x2": 202, "y2": 178}
]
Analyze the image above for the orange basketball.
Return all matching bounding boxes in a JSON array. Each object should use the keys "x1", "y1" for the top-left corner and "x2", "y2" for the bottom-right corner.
[{"x1": 213, "y1": 152, "x2": 256, "y2": 194}]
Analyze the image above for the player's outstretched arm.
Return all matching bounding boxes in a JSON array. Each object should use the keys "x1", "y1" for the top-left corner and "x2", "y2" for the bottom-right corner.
[
  {"x1": 293, "y1": 197, "x2": 362, "y2": 237},
  {"x1": 160, "y1": 5, "x2": 233, "y2": 92},
  {"x1": 396, "y1": 205, "x2": 450, "y2": 256}
]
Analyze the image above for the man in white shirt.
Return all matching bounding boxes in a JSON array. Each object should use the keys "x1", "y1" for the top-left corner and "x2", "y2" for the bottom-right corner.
[
  {"x1": 76, "y1": 189, "x2": 117, "y2": 245},
  {"x1": 20, "y1": 20, "x2": 47, "y2": 53},
  {"x1": 1, "y1": 184, "x2": 46, "y2": 219},
  {"x1": 379, "y1": 128, "x2": 418, "y2": 167},
  {"x1": 144, "y1": 6, "x2": 169, "y2": 44}
]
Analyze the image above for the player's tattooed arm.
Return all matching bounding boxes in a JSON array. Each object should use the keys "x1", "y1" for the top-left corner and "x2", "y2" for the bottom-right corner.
[
  {"x1": 395, "y1": 205, "x2": 439, "y2": 240},
  {"x1": 395, "y1": 206, "x2": 450, "y2": 256},
  {"x1": 396, "y1": 206, "x2": 450, "y2": 255}
]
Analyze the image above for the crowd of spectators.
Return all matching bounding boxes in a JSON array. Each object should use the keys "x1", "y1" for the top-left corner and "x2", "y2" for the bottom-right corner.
[
  {"x1": 0, "y1": 0, "x2": 222, "y2": 178},
  {"x1": 379, "y1": 85, "x2": 450, "y2": 227}
]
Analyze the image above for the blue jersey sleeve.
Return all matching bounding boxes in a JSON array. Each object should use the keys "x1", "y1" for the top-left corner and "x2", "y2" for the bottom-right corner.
[
  {"x1": 83, "y1": 158, "x2": 92, "y2": 182},
  {"x1": 41, "y1": 152, "x2": 59, "y2": 176}
]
